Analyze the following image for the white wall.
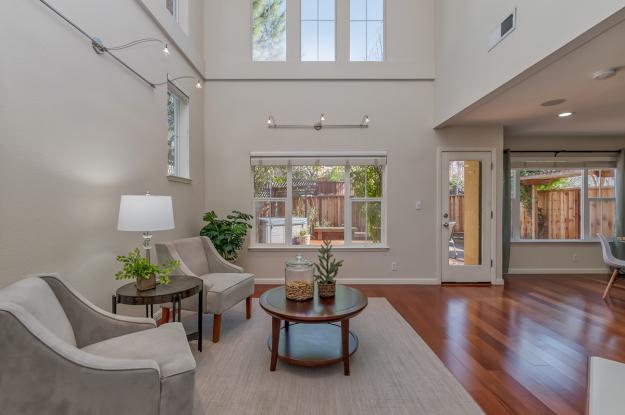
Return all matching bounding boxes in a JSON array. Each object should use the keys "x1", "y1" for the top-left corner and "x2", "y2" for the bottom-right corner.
[
  {"x1": 203, "y1": 80, "x2": 503, "y2": 283},
  {"x1": 0, "y1": 0, "x2": 205, "y2": 310},
  {"x1": 506, "y1": 135, "x2": 625, "y2": 274},
  {"x1": 435, "y1": 0, "x2": 625, "y2": 126},
  {"x1": 204, "y1": 0, "x2": 434, "y2": 79}
]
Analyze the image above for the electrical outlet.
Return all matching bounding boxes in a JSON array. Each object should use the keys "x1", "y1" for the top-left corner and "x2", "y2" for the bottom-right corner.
[
  {"x1": 391, "y1": 262, "x2": 398, "y2": 271},
  {"x1": 572, "y1": 254, "x2": 579, "y2": 263}
]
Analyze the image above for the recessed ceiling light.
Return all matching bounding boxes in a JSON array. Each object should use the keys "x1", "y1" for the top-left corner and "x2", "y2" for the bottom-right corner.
[
  {"x1": 541, "y1": 98, "x2": 566, "y2": 107},
  {"x1": 558, "y1": 112, "x2": 574, "y2": 118},
  {"x1": 593, "y1": 69, "x2": 617, "y2": 80}
]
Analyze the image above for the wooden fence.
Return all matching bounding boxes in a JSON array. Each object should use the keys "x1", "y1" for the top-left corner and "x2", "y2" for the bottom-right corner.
[{"x1": 449, "y1": 187, "x2": 615, "y2": 239}]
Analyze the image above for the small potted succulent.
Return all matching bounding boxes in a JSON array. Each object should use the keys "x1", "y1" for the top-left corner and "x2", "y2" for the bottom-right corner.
[
  {"x1": 313, "y1": 240, "x2": 343, "y2": 298},
  {"x1": 115, "y1": 248, "x2": 180, "y2": 291}
]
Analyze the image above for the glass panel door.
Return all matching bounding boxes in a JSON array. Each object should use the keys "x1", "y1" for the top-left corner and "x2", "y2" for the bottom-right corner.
[{"x1": 441, "y1": 152, "x2": 492, "y2": 283}]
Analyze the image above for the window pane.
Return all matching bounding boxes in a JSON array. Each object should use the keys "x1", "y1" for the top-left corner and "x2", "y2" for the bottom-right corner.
[
  {"x1": 319, "y1": 0, "x2": 335, "y2": 20},
  {"x1": 588, "y1": 169, "x2": 615, "y2": 198},
  {"x1": 367, "y1": 0, "x2": 384, "y2": 20},
  {"x1": 301, "y1": 0, "x2": 317, "y2": 20},
  {"x1": 166, "y1": 0, "x2": 175, "y2": 15},
  {"x1": 350, "y1": 165, "x2": 383, "y2": 197},
  {"x1": 518, "y1": 169, "x2": 582, "y2": 240},
  {"x1": 255, "y1": 201, "x2": 286, "y2": 244},
  {"x1": 350, "y1": 0, "x2": 366, "y2": 20},
  {"x1": 350, "y1": 21, "x2": 366, "y2": 61},
  {"x1": 292, "y1": 166, "x2": 345, "y2": 246},
  {"x1": 253, "y1": 166, "x2": 287, "y2": 198},
  {"x1": 366, "y1": 21, "x2": 384, "y2": 61},
  {"x1": 301, "y1": 21, "x2": 318, "y2": 61},
  {"x1": 318, "y1": 21, "x2": 335, "y2": 61},
  {"x1": 167, "y1": 92, "x2": 179, "y2": 176},
  {"x1": 590, "y1": 199, "x2": 616, "y2": 238},
  {"x1": 352, "y1": 201, "x2": 382, "y2": 243},
  {"x1": 252, "y1": 0, "x2": 287, "y2": 61}
]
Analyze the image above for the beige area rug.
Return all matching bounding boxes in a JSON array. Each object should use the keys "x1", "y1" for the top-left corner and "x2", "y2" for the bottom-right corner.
[{"x1": 188, "y1": 298, "x2": 484, "y2": 415}]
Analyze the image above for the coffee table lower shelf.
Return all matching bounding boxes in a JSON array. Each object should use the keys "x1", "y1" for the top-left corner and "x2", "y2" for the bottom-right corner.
[{"x1": 267, "y1": 323, "x2": 358, "y2": 367}]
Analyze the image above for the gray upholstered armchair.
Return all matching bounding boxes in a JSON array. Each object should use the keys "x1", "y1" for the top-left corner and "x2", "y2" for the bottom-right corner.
[
  {"x1": 155, "y1": 236, "x2": 255, "y2": 343},
  {"x1": 0, "y1": 274, "x2": 196, "y2": 415}
]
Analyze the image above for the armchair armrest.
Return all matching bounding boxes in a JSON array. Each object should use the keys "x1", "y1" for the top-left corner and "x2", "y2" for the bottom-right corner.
[
  {"x1": 39, "y1": 274, "x2": 156, "y2": 348},
  {"x1": 201, "y1": 236, "x2": 244, "y2": 273},
  {"x1": 0, "y1": 304, "x2": 160, "y2": 415}
]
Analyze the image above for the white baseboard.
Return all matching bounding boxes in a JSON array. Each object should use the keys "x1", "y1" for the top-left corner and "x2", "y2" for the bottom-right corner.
[
  {"x1": 254, "y1": 277, "x2": 441, "y2": 285},
  {"x1": 507, "y1": 267, "x2": 608, "y2": 275}
]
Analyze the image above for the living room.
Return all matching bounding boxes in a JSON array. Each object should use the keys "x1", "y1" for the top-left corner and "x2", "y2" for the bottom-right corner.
[{"x1": 2, "y1": 0, "x2": 625, "y2": 414}]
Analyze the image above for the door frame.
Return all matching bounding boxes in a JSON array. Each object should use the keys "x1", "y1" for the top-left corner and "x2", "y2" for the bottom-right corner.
[{"x1": 436, "y1": 147, "x2": 499, "y2": 284}]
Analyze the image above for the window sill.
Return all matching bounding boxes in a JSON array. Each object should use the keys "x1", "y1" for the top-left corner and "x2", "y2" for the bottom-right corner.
[
  {"x1": 248, "y1": 245, "x2": 389, "y2": 252},
  {"x1": 167, "y1": 175, "x2": 192, "y2": 184},
  {"x1": 511, "y1": 239, "x2": 599, "y2": 244}
]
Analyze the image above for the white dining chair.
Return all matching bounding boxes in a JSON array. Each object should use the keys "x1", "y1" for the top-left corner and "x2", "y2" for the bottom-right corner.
[
  {"x1": 448, "y1": 221, "x2": 458, "y2": 259},
  {"x1": 597, "y1": 234, "x2": 625, "y2": 299}
]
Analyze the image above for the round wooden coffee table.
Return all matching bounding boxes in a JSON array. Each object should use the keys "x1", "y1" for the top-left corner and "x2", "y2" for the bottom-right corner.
[{"x1": 259, "y1": 285, "x2": 367, "y2": 376}]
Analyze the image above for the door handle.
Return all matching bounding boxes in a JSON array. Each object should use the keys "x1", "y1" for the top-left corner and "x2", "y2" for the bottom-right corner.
[{"x1": 442, "y1": 222, "x2": 449, "y2": 228}]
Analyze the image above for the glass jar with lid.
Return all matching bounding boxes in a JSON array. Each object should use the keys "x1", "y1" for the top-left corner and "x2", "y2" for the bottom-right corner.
[{"x1": 285, "y1": 254, "x2": 314, "y2": 301}]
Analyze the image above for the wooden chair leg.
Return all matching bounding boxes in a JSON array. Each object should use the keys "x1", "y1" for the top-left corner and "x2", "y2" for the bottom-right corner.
[
  {"x1": 603, "y1": 269, "x2": 619, "y2": 299},
  {"x1": 246, "y1": 296, "x2": 252, "y2": 319},
  {"x1": 212, "y1": 314, "x2": 221, "y2": 343}
]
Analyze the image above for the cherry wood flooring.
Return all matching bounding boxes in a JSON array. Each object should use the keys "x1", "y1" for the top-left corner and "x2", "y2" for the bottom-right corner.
[{"x1": 254, "y1": 275, "x2": 625, "y2": 415}]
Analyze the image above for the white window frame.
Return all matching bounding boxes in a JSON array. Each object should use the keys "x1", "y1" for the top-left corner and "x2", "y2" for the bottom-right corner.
[
  {"x1": 166, "y1": 0, "x2": 178, "y2": 21},
  {"x1": 300, "y1": 0, "x2": 336, "y2": 62},
  {"x1": 167, "y1": 82, "x2": 190, "y2": 180},
  {"x1": 349, "y1": 0, "x2": 385, "y2": 62},
  {"x1": 510, "y1": 156, "x2": 616, "y2": 242},
  {"x1": 250, "y1": 152, "x2": 387, "y2": 249}
]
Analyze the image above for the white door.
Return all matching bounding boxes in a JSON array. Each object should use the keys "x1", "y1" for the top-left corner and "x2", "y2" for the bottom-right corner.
[{"x1": 441, "y1": 151, "x2": 493, "y2": 283}]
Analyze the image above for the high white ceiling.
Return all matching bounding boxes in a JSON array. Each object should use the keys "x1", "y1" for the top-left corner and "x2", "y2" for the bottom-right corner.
[{"x1": 443, "y1": 17, "x2": 625, "y2": 136}]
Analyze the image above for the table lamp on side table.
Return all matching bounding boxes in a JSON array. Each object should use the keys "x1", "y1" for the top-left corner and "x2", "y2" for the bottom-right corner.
[{"x1": 117, "y1": 192, "x2": 175, "y2": 265}]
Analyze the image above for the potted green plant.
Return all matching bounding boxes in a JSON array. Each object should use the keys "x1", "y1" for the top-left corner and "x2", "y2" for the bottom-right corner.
[
  {"x1": 115, "y1": 248, "x2": 180, "y2": 291},
  {"x1": 313, "y1": 240, "x2": 344, "y2": 298},
  {"x1": 200, "y1": 210, "x2": 253, "y2": 262},
  {"x1": 298, "y1": 227, "x2": 311, "y2": 245}
]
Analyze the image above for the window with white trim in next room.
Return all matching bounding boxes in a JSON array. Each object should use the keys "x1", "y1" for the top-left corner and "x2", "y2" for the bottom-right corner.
[
  {"x1": 251, "y1": 153, "x2": 387, "y2": 248},
  {"x1": 167, "y1": 83, "x2": 190, "y2": 179},
  {"x1": 510, "y1": 154, "x2": 616, "y2": 241}
]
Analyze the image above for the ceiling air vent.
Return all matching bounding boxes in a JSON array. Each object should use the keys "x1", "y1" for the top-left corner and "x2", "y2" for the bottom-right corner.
[{"x1": 488, "y1": 9, "x2": 516, "y2": 51}]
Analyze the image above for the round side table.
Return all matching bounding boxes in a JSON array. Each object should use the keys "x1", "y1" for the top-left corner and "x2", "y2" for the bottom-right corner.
[{"x1": 112, "y1": 275, "x2": 203, "y2": 351}]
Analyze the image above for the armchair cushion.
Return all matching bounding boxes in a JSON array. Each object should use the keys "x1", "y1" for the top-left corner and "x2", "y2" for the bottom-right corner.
[
  {"x1": 201, "y1": 273, "x2": 255, "y2": 315},
  {"x1": 81, "y1": 322, "x2": 195, "y2": 379},
  {"x1": 170, "y1": 238, "x2": 210, "y2": 276},
  {"x1": 0, "y1": 277, "x2": 76, "y2": 346}
]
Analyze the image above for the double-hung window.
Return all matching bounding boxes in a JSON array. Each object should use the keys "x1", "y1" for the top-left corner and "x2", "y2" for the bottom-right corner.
[
  {"x1": 167, "y1": 83, "x2": 190, "y2": 179},
  {"x1": 510, "y1": 154, "x2": 616, "y2": 241},
  {"x1": 349, "y1": 0, "x2": 384, "y2": 61},
  {"x1": 251, "y1": 153, "x2": 387, "y2": 247},
  {"x1": 301, "y1": 0, "x2": 336, "y2": 61}
]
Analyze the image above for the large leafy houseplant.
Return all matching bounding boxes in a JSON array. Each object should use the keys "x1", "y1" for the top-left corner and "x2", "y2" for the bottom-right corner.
[
  {"x1": 313, "y1": 240, "x2": 344, "y2": 298},
  {"x1": 115, "y1": 248, "x2": 179, "y2": 290},
  {"x1": 200, "y1": 210, "x2": 253, "y2": 262}
]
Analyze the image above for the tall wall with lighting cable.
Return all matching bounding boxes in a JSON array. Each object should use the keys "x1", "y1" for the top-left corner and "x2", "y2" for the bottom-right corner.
[{"x1": 0, "y1": 0, "x2": 206, "y2": 310}]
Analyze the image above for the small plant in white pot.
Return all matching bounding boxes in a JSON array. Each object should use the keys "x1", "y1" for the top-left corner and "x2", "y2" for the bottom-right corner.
[
  {"x1": 298, "y1": 228, "x2": 311, "y2": 245},
  {"x1": 313, "y1": 240, "x2": 343, "y2": 298}
]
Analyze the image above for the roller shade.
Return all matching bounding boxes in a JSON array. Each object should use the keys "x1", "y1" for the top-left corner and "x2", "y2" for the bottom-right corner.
[
  {"x1": 250, "y1": 152, "x2": 387, "y2": 167},
  {"x1": 511, "y1": 154, "x2": 617, "y2": 169}
]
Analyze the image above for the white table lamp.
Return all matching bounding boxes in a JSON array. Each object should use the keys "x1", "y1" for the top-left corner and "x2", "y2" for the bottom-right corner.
[{"x1": 118, "y1": 193, "x2": 174, "y2": 263}]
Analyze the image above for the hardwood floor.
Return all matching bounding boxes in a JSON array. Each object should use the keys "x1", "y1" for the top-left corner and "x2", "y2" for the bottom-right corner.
[{"x1": 254, "y1": 275, "x2": 625, "y2": 415}]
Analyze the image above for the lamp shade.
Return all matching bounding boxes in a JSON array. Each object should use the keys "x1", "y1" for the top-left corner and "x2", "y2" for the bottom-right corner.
[{"x1": 117, "y1": 195, "x2": 175, "y2": 231}]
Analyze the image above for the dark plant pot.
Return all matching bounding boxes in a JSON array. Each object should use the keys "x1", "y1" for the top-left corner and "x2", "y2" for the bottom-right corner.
[
  {"x1": 318, "y1": 281, "x2": 336, "y2": 298},
  {"x1": 135, "y1": 274, "x2": 156, "y2": 291}
]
